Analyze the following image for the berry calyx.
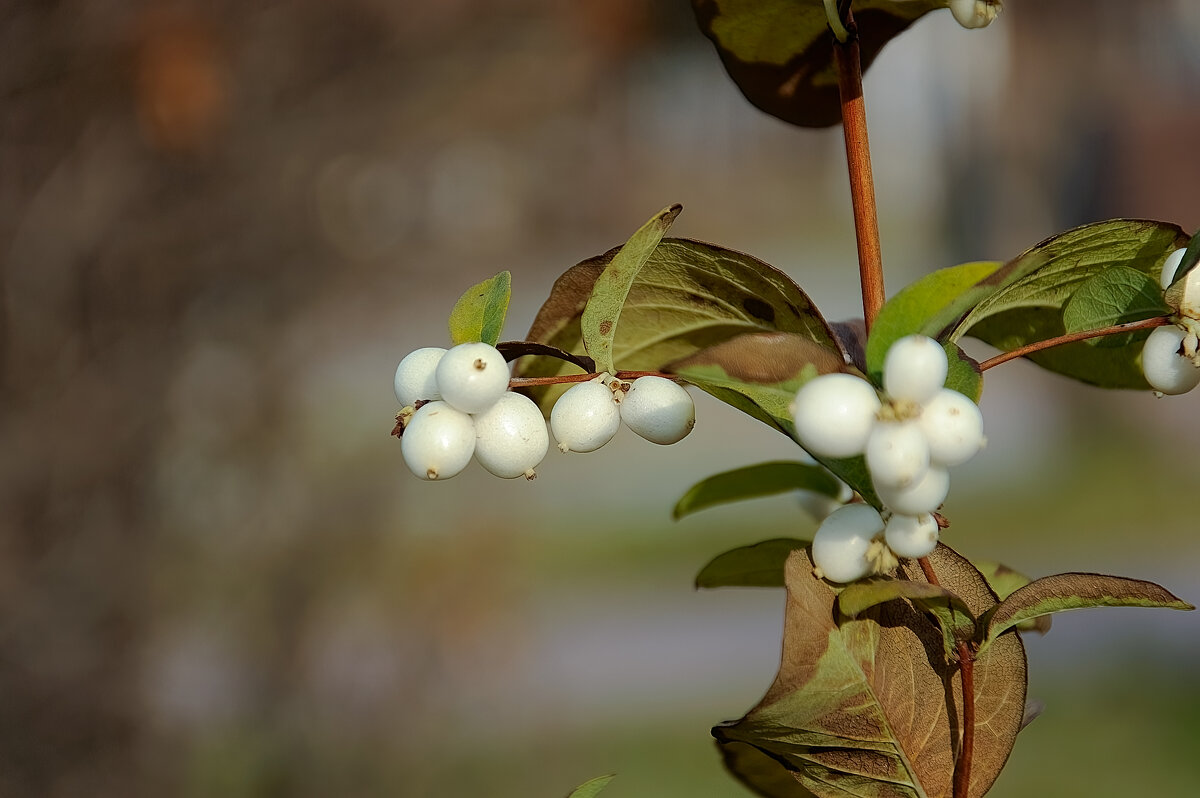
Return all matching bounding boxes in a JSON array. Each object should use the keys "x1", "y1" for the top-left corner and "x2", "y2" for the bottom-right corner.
[
  {"x1": 550, "y1": 379, "x2": 621, "y2": 453},
  {"x1": 812, "y1": 504, "x2": 885, "y2": 584},
  {"x1": 884, "y1": 513, "x2": 940, "y2": 559},
  {"x1": 790, "y1": 373, "x2": 882, "y2": 458},
  {"x1": 435, "y1": 342, "x2": 510, "y2": 414},
  {"x1": 472, "y1": 392, "x2": 550, "y2": 479},
  {"x1": 883, "y1": 335, "x2": 948, "y2": 405},
  {"x1": 1141, "y1": 324, "x2": 1200, "y2": 395},
  {"x1": 619, "y1": 376, "x2": 696, "y2": 445},
  {"x1": 865, "y1": 420, "x2": 931, "y2": 489},
  {"x1": 919, "y1": 388, "x2": 985, "y2": 467},
  {"x1": 394, "y1": 347, "x2": 446, "y2": 407},
  {"x1": 400, "y1": 401, "x2": 476, "y2": 481}
]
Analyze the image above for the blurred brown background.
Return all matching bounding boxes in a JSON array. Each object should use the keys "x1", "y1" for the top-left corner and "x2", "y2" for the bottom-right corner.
[{"x1": 2, "y1": 1, "x2": 1198, "y2": 796}]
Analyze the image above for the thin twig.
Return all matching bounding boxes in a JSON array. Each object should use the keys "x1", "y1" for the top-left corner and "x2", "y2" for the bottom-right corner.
[
  {"x1": 953, "y1": 640, "x2": 976, "y2": 798},
  {"x1": 832, "y1": 17, "x2": 885, "y2": 333},
  {"x1": 978, "y1": 316, "x2": 1170, "y2": 372}
]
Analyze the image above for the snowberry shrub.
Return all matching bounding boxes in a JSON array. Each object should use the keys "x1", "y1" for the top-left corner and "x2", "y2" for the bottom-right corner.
[{"x1": 393, "y1": 4, "x2": 1197, "y2": 797}]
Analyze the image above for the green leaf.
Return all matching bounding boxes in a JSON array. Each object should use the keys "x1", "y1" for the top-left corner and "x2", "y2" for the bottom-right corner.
[
  {"x1": 950, "y1": 220, "x2": 1187, "y2": 388},
  {"x1": 674, "y1": 461, "x2": 842, "y2": 520},
  {"x1": 516, "y1": 239, "x2": 841, "y2": 411},
  {"x1": 865, "y1": 260, "x2": 1003, "y2": 385},
  {"x1": 1061, "y1": 266, "x2": 1168, "y2": 347},
  {"x1": 971, "y1": 559, "x2": 1050, "y2": 634},
  {"x1": 943, "y1": 341, "x2": 983, "y2": 402},
  {"x1": 581, "y1": 205, "x2": 682, "y2": 374},
  {"x1": 695, "y1": 538, "x2": 809, "y2": 589},
  {"x1": 691, "y1": 0, "x2": 952, "y2": 128},
  {"x1": 715, "y1": 544, "x2": 1026, "y2": 798},
  {"x1": 565, "y1": 774, "x2": 616, "y2": 798},
  {"x1": 448, "y1": 271, "x2": 512, "y2": 346},
  {"x1": 983, "y1": 572, "x2": 1194, "y2": 648},
  {"x1": 837, "y1": 577, "x2": 976, "y2": 661}
]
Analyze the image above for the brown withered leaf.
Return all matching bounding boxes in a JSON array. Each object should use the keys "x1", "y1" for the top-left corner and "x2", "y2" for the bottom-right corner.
[{"x1": 717, "y1": 545, "x2": 1026, "y2": 798}]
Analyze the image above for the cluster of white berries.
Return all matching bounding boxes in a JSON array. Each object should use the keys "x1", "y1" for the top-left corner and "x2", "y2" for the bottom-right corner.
[
  {"x1": 394, "y1": 343, "x2": 696, "y2": 481},
  {"x1": 394, "y1": 342, "x2": 549, "y2": 481},
  {"x1": 790, "y1": 335, "x2": 986, "y2": 583},
  {"x1": 1142, "y1": 247, "x2": 1200, "y2": 396}
]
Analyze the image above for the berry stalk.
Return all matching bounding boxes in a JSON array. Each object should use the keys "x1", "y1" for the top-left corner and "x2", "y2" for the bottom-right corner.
[{"x1": 977, "y1": 316, "x2": 1170, "y2": 372}]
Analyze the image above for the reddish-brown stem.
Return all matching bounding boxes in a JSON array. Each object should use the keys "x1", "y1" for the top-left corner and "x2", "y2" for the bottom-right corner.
[
  {"x1": 978, "y1": 316, "x2": 1170, "y2": 372},
  {"x1": 833, "y1": 20, "x2": 885, "y2": 333},
  {"x1": 917, "y1": 556, "x2": 940, "y2": 586},
  {"x1": 507, "y1": 370, "x2": 676, "y2": 388},
  {"x1": 954, "y1": 640, "x2": 976, "y2": 798}
]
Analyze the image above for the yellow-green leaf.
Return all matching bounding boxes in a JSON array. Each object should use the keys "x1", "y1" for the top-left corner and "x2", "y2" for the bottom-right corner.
[{"x1": 448, "y1": 271, "x2": 512, "y2": 346}]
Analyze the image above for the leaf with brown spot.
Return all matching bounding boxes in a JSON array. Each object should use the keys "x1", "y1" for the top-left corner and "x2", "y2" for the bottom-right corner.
[
  {"x1": 717, "y1": 544, "x2": 1026, "y2": 798},
  {"x1": 581, "y1": 204, "x2": 682, "y2": 374},
  {"x1": 691, "y1": 1, "x2": 956, "y2": 128},
  {"x1": 982, "y1": 572, "x2": 1194, "y2": 649},
  {"x1": 515, "y1": 239, "x2": 840, "y2": 410}
]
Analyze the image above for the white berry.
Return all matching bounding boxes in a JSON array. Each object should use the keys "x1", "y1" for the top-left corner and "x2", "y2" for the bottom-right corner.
[
  {"x1": 1141, "y1": 325, "x2": 1200, "y2": 395},
  {"x1": 885, "y1": 513, "x2": 940, "y2": 559},
  {"x1": 401, "y1": 401, "x2": 475, "y2": 481},
  {"x1": 920, "y1": 389, "x2": 985, "y2": 466},
  {"x1": 884, "y1": 335, "x2": 948, "y2": 405},
  {"x1": 394, "y1": 347, "x2": 446, "y2": 406},
  {"x1": 472, "y1": 392, "x2": 550, "y2": 479},
  {"x1": 619, "y1": 376, "x2": 695, "y2": 445},
  {"x1": 435, "y1": 342, "x2": 510, "y2": 414},
  {"x1": 812, "y1": 504, "x2": 884, "y2": 584},
  {"x1": 790, "y1": 374, "x2": 882, "y2": 458},
  {"x1": 550, "y1": 380, "x2": 621, "y2": 453},
  {"x1": 1160, "y1": 248, "x2": 1186, "y2": 290},
  {"x1": 949, "y1": 0, "x2": 999, "y2": 30},
  {"x1": 875, "y1": 466, "x2": 950, "y2": 516},
  {"x1": 865, "y1": 420, "x2": 930, "y2": 489}
]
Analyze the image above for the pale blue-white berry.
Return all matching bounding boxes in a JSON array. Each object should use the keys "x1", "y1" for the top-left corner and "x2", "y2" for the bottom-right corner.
[
  {"x1": 865, "y1": 420, "x2": 930, "y2": 489},
  {"x1": 401, "y1": 401, "x2": 476, "y2": 481},
  {"x1": 875, "y1": 466, "x2": 950, "y2": 516},
  {"x1": 885, "y1": 513, "x2": 940, "y2": 559},
  {"x1": 884, "y1": 335, "x2": 948, "y2": 405},
  {"x1": 620, "y1": 376, "x2": 695, "y2": 445},
  {"x1": 473, "y1": 392, "x2": 549, "y2": 479},
  {"x1": 394, "y1": 347, "x2": 446, "y2": 406},
  {"x1": 1141, "y1": 325, "x2": 1200, "y2": 395},
  {"x1": 919, "y1": 389, "x2": 985, "y2": 466},
  {"x1": 436, "y1": 342, "x2": 510, "y2": 414},
  {"x1": 790, "y1": 373, "x2": 882, "y2": 458},
  {"x1": 812, "y1": 504, "x2": 884, "y2": 584},
  {"x1": 551, "y1": 380, "x2": 621, "y2": 453}
]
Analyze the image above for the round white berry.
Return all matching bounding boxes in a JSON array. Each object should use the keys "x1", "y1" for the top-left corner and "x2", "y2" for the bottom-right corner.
[
  {"x1": 790, "y1": 374, "x2": 882, "y2": 458},
  {"x1": 919, "y1": 389, "x2": 985, "y2": 467},
  {"x1": 435, "y1": 342, "x2": 510, "y2": 414},
  {"x1": 1160, "y1": 248, "x2": 1186, "y2": 290},
  {"x1": 865, "y1": 420, "x2": 930, "y2": 489},
  {"x1": 885, "y1": 513, "x2": 940, "y2": 560},
  {"x1": 812, "y1": 504, "x2": 884, "y2": 584},
  {"x1": 550, "y1": 380, "x2": 621, "y2": 453},
  {"x1": 401, "y1": 401, "x2": 475, "y2": 481},
  {"x1": 883, "y1": 335, "x2": 948, "y2": 405},
  {"x1": 619, "y1": 376, "x2": 695, "y2": 445},
  {"x1": 875, "y1": 466, "x2": 950, "y2": 516},
  {"x1": 1141, "y1": 325, "x2": 1200, "y2": 395},
  {"x1": 472, "y1": 392, "x2": 549, "y2": 479},
  {"x1": 949, "y1": 0, "x2": 999, "y2": 30},
  {"x1": 394, "y1": 347, "x2": 446, "y2": 406}
]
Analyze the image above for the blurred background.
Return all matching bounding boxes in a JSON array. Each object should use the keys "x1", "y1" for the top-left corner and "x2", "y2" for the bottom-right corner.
[{"x1": 2, "y1": 0, "x2": 1199, "y2": 796}]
